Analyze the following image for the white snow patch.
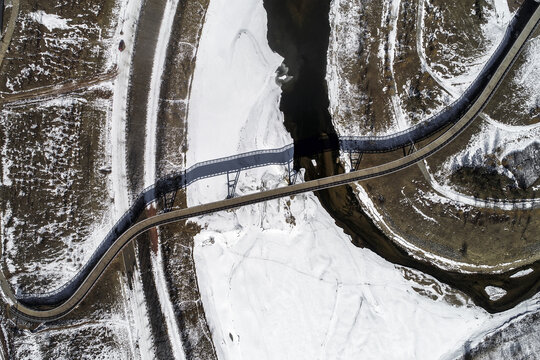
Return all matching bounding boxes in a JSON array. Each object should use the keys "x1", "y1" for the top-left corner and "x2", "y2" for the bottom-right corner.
[
  {"x1": 421, "y1": 0, "x2": 513, "y2": 94},
  {"x1": 13, "y1": 317, "x2": 132, "y2": 359},
  {"x1": 402, "y1": 191, "x2": 439, "y2": 223},
  {"x1": 510, "y1": 268, "x2": 534, "y2": 278},
  {"x1": 441, "y1": 292, "x2": 540, "y2": 360},
  {"x1": 121, "y1": 266, "x2": 156, "y2": 359},
  {"x1": 438, "y1": 118, "x2": 540, "y2": 186},
  {"x1": 186, "y1": 0, "x2": 289, "y2": 164},
  {"x1": 28, "y1": 11, "x2": 70, "y2": 31},
  {"x1": 356, "y1": 183, "x2": 531, "y2": 273},
  {"x1": 142, "y1": 1, "x2": 187, "y2": 358},
  {"x1": 492, "y1": 0, "x2": 511, "y2": 24},
  {"x1": 109, "y1": 0, "x2": 156, "y2": 358},
  {"x1": 485, "y1": 286, "x2": 507, "y2": 301},
  {"x1": 383, "y1": 0, "x2": 408, "y2": 130},
  {"x1": 420, "y1": 160, "x2": 540, "y2": 211}
]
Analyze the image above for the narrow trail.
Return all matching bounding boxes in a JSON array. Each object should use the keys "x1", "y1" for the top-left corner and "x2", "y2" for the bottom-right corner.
[{"x1": 0, "y1": 69, "x2": 118, "y2": 105}]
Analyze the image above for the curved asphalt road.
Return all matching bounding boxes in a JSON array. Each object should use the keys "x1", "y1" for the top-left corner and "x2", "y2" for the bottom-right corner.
[{"x1": 4, "y1": 0, "x2": 540, "y2": 323}]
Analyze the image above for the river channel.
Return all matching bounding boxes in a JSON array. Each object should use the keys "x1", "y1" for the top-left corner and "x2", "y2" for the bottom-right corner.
[{"x1": 262, "y1": 0, "x2": 540, "y2": 313}]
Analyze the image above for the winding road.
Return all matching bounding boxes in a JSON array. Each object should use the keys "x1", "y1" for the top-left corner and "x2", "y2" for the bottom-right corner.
[{"x1": 4, "y1": 0, "x2": 540, "y2": 323}]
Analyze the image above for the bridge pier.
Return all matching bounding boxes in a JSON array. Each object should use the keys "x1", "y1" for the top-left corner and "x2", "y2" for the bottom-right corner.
[
  {"x1": 287, "y1": 160, "x2": 298, "y2": 185},
  {"x1": 348, "y1": 151, "x2": 363, "y2": 172},
  {"x1": 160, "y1": 190, "x2": 177, "y2": 212},
  {"x1": 226, "y1": 170, "x2": 241, "y2": 199},
  {"x1": 403, "y1": 143, "x2": 416, "y2": 157}
]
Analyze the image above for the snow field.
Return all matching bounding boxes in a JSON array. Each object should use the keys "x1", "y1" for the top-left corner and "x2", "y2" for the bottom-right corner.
[{"x1": 185, "y1": 0, "x2": 289, "y2": 165}]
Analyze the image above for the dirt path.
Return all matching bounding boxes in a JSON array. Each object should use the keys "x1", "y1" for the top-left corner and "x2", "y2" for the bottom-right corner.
[
  {"x1": 0, "y1": 0, "x2": 20, "y2": 70},
  {"x1": 0, "y1": 69, "x2": 118, "y2": 105}
]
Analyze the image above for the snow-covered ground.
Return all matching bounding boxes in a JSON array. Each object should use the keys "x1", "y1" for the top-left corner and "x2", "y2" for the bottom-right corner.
[
  {"x1": 2, "y1": 4, "x2": 116, "y2": 92},
  {"x1": 435, "y1": 118, "x2": 540, "y2": 187},
  {"x1": 380, "y1": 0, "x2": 408, "y2": 130},
  {"x1": 327, "y1": 0, "x2": 516, "y2": 138},
  {"x1": 144, "y1": 0, "x2": 181, "y2": 188},
  {"x1": 6, "y1": 0, "x2": 156, "y2": 358},
  {"x1": 0, "y1": 0, "x2": 138, "y2": 291},
  {"x1": 326, "y1": 0, "x2": 540, "y2": 273},
  {"x1": 112, "y1": 0, "x2": 145, "y2": 217},
  {"x1": 420, "y1": 0, "x2": 512, "y2": 95},
  {"x1": 327, "y1": 0, "x2": 408, "y2": 137},
  {"x1": 27, "y1": 11, "x2": 71, "y2": 32},
  {"x1": 414, "y1": 1, "x2": 540, "y2": 212},
  {"x1": 186, "y1": 0, "x2": 540, "y2": 358},
  {"x1": 122, "y1": 260, "x2": 156, "y2": 358},
  {"x1": 1, "y1": 0, "x2": 145, "y2": 292}
]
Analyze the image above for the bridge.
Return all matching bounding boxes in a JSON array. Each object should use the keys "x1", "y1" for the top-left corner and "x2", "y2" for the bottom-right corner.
[{"x1": 3, "y1": 0, "x2": 540, "y2": 323}]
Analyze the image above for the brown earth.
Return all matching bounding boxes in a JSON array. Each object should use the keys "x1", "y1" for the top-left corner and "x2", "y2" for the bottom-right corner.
[
  {"x1": 8, "y1": 254, "x2": 131, "y2": 359},
  {"x1": 0, "y1": 85, "x2": 114, "y2": 293}
]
